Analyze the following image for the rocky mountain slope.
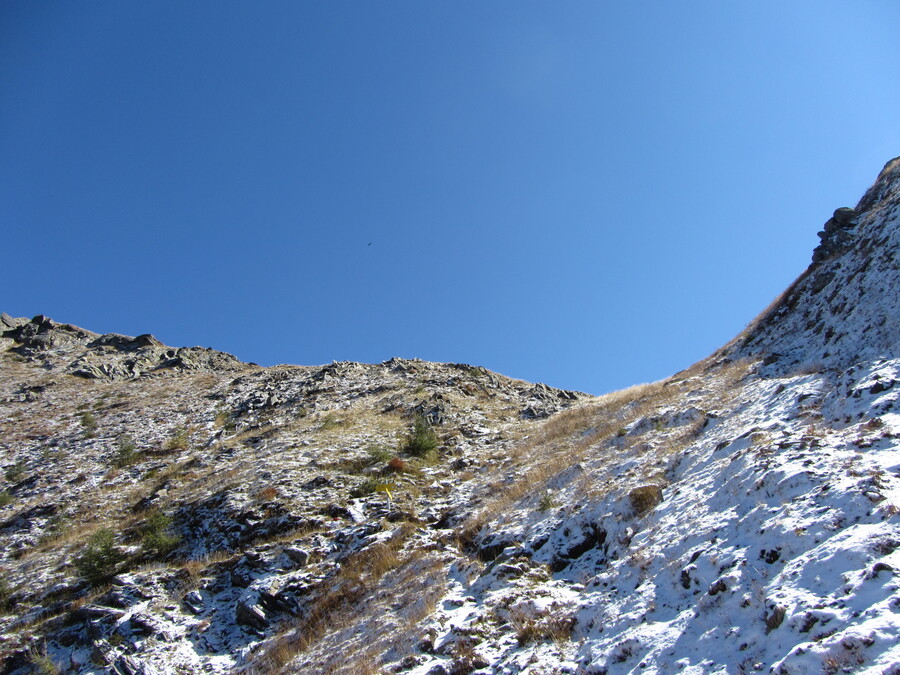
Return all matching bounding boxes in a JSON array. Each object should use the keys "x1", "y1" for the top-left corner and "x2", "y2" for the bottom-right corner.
[{"x1": 2, "y1": 157, "x2": 900, "y2": 674}]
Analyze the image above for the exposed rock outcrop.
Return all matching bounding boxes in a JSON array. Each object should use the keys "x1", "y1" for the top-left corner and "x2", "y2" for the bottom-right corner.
[
  {"x1": 0, "y1": 316, "x2": 246, "y2": 380},
  {"x1": 811, "y1": 206, "x2": 858, "y2": 263}
]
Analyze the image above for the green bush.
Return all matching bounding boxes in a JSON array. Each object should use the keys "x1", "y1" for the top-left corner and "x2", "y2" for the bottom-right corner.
[
  {"x1": 366, "y1": 444, "x2": 394, "y2": 464},
  {"x1": 75, "y1": 528, "x2": 125, "y2": 586},
  {"x1": 214, "y1": 408, "x2": 236, "y2": 431},
  {"x1": 27, "y1": 646, "x2": 60, "y2": 675},
  {"x1": 319, "y1": 413, "x2": 343, "y2": 431},
  {"x1": 0, "y1": 491, "x2": 12, "y2": 508},
  {"x1": 163, "y1": 426, "x2": 191, "y2": 452},
  {"x1": 401, "y1": 415, "x2": 439, "y2": 459},
  {"x1": 350, "y1": 477, "x2": 381, "y2": 499},
  {"x1": 140, "y1": 511, "x2": 180, "y2": 558},
  {"x1": 0, "y1": 576, "x2": 12, "y2": 612},
  {"x1": 111, "y1": 435, "x2": 138, "y2": 468},
  {"x1": 538, "y1": 492, "x2": 557, "y2": 512},
  {"x1": 80, "y1": 411, "x2": 98, "y2": 438},
  {"x1": 4, "y1": 460, "x2": 26, "y2": 482}
]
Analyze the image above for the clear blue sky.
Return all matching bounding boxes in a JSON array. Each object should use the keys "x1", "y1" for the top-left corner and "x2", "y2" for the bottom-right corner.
[{"x1": 2, "y1": 2, "x2": 899, "y2": 394}]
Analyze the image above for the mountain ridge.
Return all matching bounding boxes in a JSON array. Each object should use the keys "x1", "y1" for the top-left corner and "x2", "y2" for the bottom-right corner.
[
  {"x1": 1, "y1": 158, "x2": 900, "y2": 674},
  {"x1": 720, "y1": 155, "x2": 900, "y2": 377}
]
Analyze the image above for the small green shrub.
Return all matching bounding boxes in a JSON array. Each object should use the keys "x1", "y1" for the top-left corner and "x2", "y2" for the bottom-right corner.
[
  {"x1": 538, "y1": 492, "x2": 557, "y2": 512},
  {"x1": 27, "y1": 646, "x2": 60, "y2": 675},
  {"x1": 75, "y1": 528, "x2": 125, "y2": 585},
  {"x1": 402, "y1": 415, "x2": 439, "y2": 459},
  {"x1": 163, "y1": 426, "x2": 191, "y2": 452},
  {"x1": 0, "y1": 576, "x2": 12, "y2": 612},
  {"x1": 4, "y1": 460, "x2": 26, "y2": 482},
  {"x1": 111, "y1": 435, "x2": 138, "y2": 468},
  {"x1": 40, "y1": 445, "x2": 64, "y2": 461},
  {"x1": 319, "y1": 413, "x2": 343, "y2": 431},
  {"x1": 140, "y1": 511, "x2": 180, "y2": 558},
  {"x1": 214, "y1": 409, "x2": 236, "y2": 431},
  {"x1": 38, "y1": 512, "x2": 64, "y2": 545},
  {"x1": 366, "y1": 444, "x2": 394, "y2": 464},
  {"x1": 350, "y1": 477, "x2": 381, "y2": 499},
  {"x1": 0, "y1": 491, "x2": 12, "y2": 508},
  {"x1": 80, "y1": 411, "x2": 98, "y2": 438}
]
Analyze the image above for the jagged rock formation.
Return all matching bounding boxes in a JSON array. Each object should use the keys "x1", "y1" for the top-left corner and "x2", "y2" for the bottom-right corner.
[
  {"x1": 1, "y1": 157, "x2": 900, "y2": 675},
  {"x1": 0, "y1": 313, "x2": 246, "y2": 381},
  {"x1": 812, "y1": 207, "x2": 859, "y2": 263}
]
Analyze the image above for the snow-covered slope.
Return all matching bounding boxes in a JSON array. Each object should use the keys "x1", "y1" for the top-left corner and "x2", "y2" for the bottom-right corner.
[
  {"x1": 381, "y1": 157, "x2": 900, "y2": 675},
  {"x1": 426, "y1": 358, "x2": 900, "y2": 674}
]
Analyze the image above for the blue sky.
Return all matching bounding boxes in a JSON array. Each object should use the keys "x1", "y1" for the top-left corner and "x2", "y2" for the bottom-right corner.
[{"x1": 2, "y1": 2, "x2": 899, "y2": 394}]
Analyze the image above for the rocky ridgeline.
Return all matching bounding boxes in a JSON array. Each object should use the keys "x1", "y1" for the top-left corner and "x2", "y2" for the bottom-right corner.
[
  {"x1": 728, "y1": 156, "x2": 900, "y2": 376},
  {"x1": 0, "y1": 314, "x2": 246, "y2": 381},
  {"x1": 1, "y1": 157, "x2": 900, "y2": 674}
]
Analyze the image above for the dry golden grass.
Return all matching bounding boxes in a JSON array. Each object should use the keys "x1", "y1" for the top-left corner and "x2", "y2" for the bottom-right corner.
[
  {"x1": 255, "y1": 486, "x2": 279, "y2": 501},
  {"x1": 252, "y1": 523, "x2": 423, "y2": 674},
  {"x1": 457, "y1": 358, "x2": 757, "y2": 547},
  {"x1": 172, "y1": 549, "x2": 238, "y2": 592},
  {"x1": 456, "y1": 381, "x2": 673, "y2": 539},
  {"x1": 24, "y1": 502, "x2": 147, "y2": 560},
  {"x1": 396, "y1": 561, "x2": 446, "y2": 629},
  {"x1": 510, "y1": 606, "x2": 576, "y2": 646}
]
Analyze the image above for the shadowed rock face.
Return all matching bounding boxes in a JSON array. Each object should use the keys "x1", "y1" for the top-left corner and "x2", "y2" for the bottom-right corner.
[{"x1": 811, "y1": 206, "x2": 859, "y2": 263}]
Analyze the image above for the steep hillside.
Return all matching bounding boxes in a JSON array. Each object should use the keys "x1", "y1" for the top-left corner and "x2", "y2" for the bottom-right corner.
[
  {"x1": 725, "y1": 155, "x2": 900, "y2": 375},
  {"x1": 1, "y1": 157, "x2": 900, "y2": 675}
]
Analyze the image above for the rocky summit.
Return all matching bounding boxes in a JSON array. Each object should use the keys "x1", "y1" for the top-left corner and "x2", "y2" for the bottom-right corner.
[{"x1": 2, "y1": 159, "x2": 900, "y2": 675}]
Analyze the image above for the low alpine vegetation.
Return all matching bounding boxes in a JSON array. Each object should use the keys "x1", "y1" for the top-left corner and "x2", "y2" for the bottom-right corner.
[
  {"x1": 110, "y1": 434, "x2": 138, "y2": 468},
  {"x1": 162, "y1": 426, "x2": 192, "y2": 452},
  {"x1": 401, "y1": 414, "x2": 439, "y2": 459},
  {"x1": 75, "y1": 528, "x2": 126, "y2": 586},
  {"x1": 80, "y1": 410, "x2": 98, "y2": 438},
  {"x1": 4, "y1": 460, "x2": 26, "y2": 483},
  {"x1": 139, "y1": 510, "x2": 180, "y2": 559}
]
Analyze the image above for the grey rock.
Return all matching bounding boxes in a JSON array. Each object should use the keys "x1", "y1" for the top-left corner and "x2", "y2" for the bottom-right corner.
[
  {"x1": 765, "y1": 603, "x2": 787, "y2": 633},
  {"x1": 284, "y1": 546, "x2": 310, "y2": 566},
  {"x1": 236, "y1": 599, "x2": 269, "y2": 630},
  {"x1": 0, "y1": 313, "x2": 27, "y2": 332},
  {"x1": 812, "y1": 207, "x2": 858, "y2": 263},
  {"x1": 114, "y1": 654, "x2": 171, "y2": 675},
  {"x1": 708, "y1": 579, "x2": 727, "y2": 596},
  {"x1": 183, "y1": 590, "x2": 204, "y2": 614}
]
